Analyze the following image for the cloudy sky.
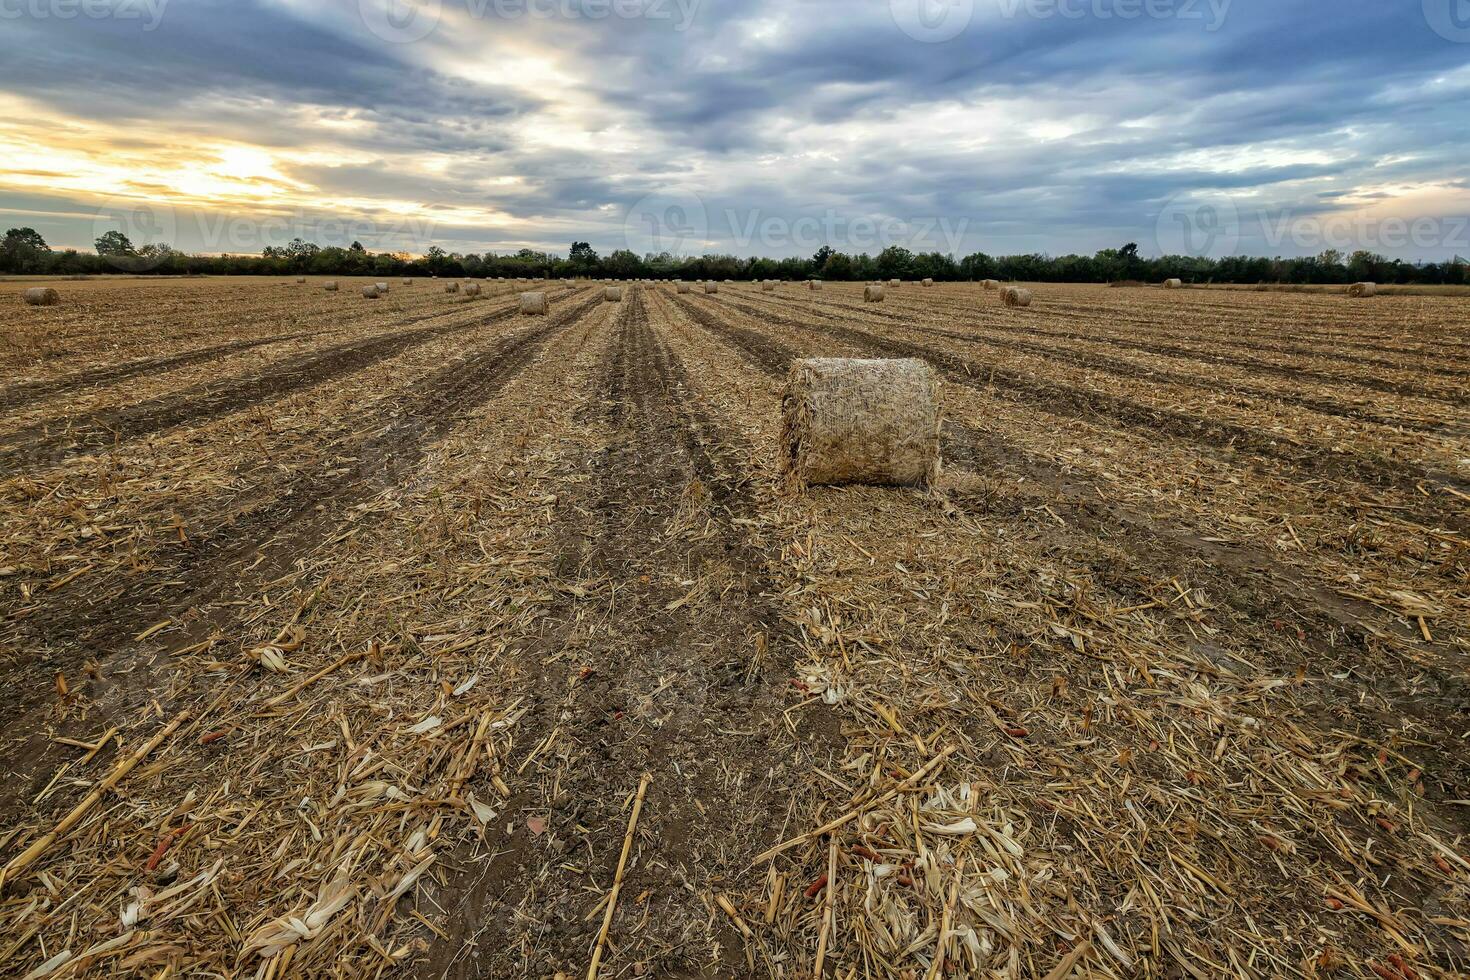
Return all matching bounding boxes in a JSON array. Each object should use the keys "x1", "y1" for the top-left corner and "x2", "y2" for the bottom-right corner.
[{"x1": 1, "y1": 0, "x2": 1468, "y2": 261}]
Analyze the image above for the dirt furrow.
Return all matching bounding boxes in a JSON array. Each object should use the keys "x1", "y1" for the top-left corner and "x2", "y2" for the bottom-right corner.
[
  {"x1": 738, "y1": 291, "x2": 1466, "y2": 419},
  {"x1": 0, "y1": 289, "x2": 606, "y2": 812},
  {"x1": 702, "y1": 292, "x2": 1470, "y2": 528},
  {"x1": 0, "y1": 288, "x2": 570, "y2": 471},
  {"x1": 426, "y1": 288, "x2": 828, "y2": 978}
]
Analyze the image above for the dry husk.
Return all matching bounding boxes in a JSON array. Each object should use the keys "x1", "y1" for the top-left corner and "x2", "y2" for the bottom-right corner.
[{"x1": 780, "y1": 357, "x2": 941, "y2": 488}]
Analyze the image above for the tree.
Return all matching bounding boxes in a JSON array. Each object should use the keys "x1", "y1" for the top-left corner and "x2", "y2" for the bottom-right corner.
[
  {"x1": 94, "y1": 230, "x2": 136, "y2": 256},
  {"x1": 1, "y1": 227, "x2": 50, "y2": 272},
  {"x1": 876, "y1": 246, "x2": 914, "y2": 280},
  {"x1": 569, "y1": 241, "x2": 598, "y2": 269},
  {"x1": 811, "y1": 245, "x2": 834, "y2": 271},
  {"x1": 349, "y1": 240, "x2": 366, "y2": 253}
]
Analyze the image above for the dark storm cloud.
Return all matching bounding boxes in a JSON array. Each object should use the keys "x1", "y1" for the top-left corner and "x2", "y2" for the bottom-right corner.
[{"x1": 1, "y1": 0, "x2": 1467, "y2": 258}]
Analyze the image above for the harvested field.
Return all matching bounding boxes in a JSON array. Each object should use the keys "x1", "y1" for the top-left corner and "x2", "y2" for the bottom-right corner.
[{"x1": 1, "y1": 278, "x2": 1467, "y2": 979}]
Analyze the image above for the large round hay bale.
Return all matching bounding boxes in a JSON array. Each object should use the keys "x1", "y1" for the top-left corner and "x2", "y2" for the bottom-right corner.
[
  {"x1": 1164, "y1": 278, "x2": 1183, "y2": 289},
  {"x1": 375, "y1": 282, "x2": 389, "y2": 294},
  {"x1": 324, "y1": 281, "x2": 339, "y2": 292},
  {"x1": 982, "y1": 279, "x2": 999, "y2": 291},
  {"x1": 362, "y1": 285, "x2": 380, "y2": 299},
  {"x1": 704, "y1": 282, "x2": 719, "y2": 294},
  {"x1": 520, "y1": 292, "x2": 548, "y2": 315},
  {"x1": 676, "y1": 282, "x2": 692, "y2": 294},
  {"x1": 296, "y1": 276, "x2": 306, "y2": 284},
  {"x1": 864, "y1": 284, "x2": 885, "y2": 303},
  {"x1": 605, "y1": 286, "x2": 623, "y2": 302},
  {"x1": 922, "y1": 278, "x2": 934, "y2": 287},
  {"x1": 1347, "y1": 282, "x2": 1377, "y2": 298},
  {"x1": 1002, "y1": 287, "x2": 1033, "y2": 308},
  {"x1": 781, "y1": 358, "x2": 940, "y2": 488},
  {"x1": 22, "y1": 287, "x2": 60, "y2": 306},
  {"x1": 762, "y1": 281, "x2": 776, "y2": 292},
  {"x1": 403, "y1": 278, "x2": 414, "y2": 285},
  {"x1": 464, "y1": 283, "x2": 482, "y2": 297},
  {"x1": 444, "y1": 282, "x2": 460, "y2": 293},
  {"x1": 888, "y1": 279, "x2": 901, "y2": 288},
  {"x1": 809, "y1": 280, "x2": 823, "y2": 291}
]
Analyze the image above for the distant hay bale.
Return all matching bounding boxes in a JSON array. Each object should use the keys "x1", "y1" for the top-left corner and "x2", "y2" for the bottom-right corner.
[
  {"x1": 464, "y1": 283, "x2": 482, "y2": 297},
  {"x1": 444, "y1": 282, "x2": 460, "y2": 294},
  {"x1": 1164, "y1": 278, "x2": 1183, "y2": 289},
  {"x1": 1002, "y1": 287, "x2": 1033, "y2": 308},
  {"x1": 296, "y1": 277, "x2": 305, "y2": 284},
  {"x1": 1347, "y1": 282, "x2": 1378, "y2": 298},
  {"x1": 704, "y1": 282, "x2": 719, "y2": 294},
  {"x1": 22, "y1": 287, "x2": 59, "y2": 306},
  {"x1": 677, "y1": 282, "x2": 692, "y2": 294},
  {"x1": 888, "y1": 279, "x2": 901, "y2": 288},
  {"x1": 864, "y1": 284, "x2": 885, "y2": 303},
  {"x1": 362, "y1": 285, "x2": 380, "y2": 299},
  {"x1": 375, "y1": 282, "x2": 389, "y2": 294},
  {"x1": 982, "y1": 279, "x2": 999, "y2": 291},
  {"x1": 520, "y1": 291, "x2": 548, "y2": 315},
  {"x1": 323, "y1": 281, "x2": 339, "y2": 292},
  {"x1": 922, "y1": 278, "x2": 934, "y2": 287},
  {"x1": 808, "y1": 280, "x2": 823, "y2": 291},
  {"x1": 762, "y1": 281, "x2": 776, "y2": 292},
  {"x1": 605, "y1": 286, "x2": 622, "y2": 302},
  {"x1": 403, "y1": 278, "x2": 413, "y2": 285},
  {"x1": 780, "y1": 358, "x2": 940, "y2": 489}
]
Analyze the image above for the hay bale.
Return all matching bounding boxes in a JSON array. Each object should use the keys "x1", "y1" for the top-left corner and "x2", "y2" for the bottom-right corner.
[
  {"x1": 809, "y1": 280, "x2": 823, "y2": 291},
  {"x1": 1164, "y1": 278, "x2": 1183, "y2": 289},
  {"x1": 864, "y1": 284, "x2": 886, "y2": 303},
  {"x1": 704, "y1": 282, "x2": 719, "y2": 294},
  {"x1": 296, "y1": 276, "x2": 306, "y2": 284},
  {"x1": 605, "y1": 286, "x2": 622, "y2": 302},
  {"x1": 922, "y1": 278, "x2": 934, "y2": 287},
  {"x1": 22, "y1": 287, "x2": 60, "y2": 306},
  {"x1": 982, "y1": 279, "x2": 999, "y2": 291},
  {"x1": 888, "y1": 279, "x2": 901, "y2": 288},
  {"x1": 1347, "y1": 282, "x2": 1377, "y2": 298},
  {"x1": 780, "y1": 358, "x2": 940, "y2": 488},
  {"x1": 362, "y1": 285, "x2": 380, "y2": 299},
  {"x1": 464, "y1": 283, "x2": 482, "y2": 297},
  {"x1": 677, "y1": 282, "x2": 692, "y2": 294},
  {"x1": 375, "y1": 282, "x2": 389, "y2": 294},
  {"x1": 520, "y1": 292, "x2": 548, "y2": 315},
  {"x1": 324, "y1": 281, "x2": 339, "y2": 292},
  {"x1": 762, "y1": 281, "x2": 776, "y2": 292},
  {"x1": 444, "y1": 282, "x2": 460, "y2": 294},
  {"x1": 1002, "y1": 287, "x2": 1033, "y2": 308},
  {"x1": 403, "y1": 278, "x2": 414, "y2": 285}
]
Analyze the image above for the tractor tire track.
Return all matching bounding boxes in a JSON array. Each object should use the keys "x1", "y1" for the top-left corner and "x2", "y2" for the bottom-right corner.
[
  {"x1": 427, "y1": 288, "x2": 829, "y2": 979},
  {"x1": 0, "y1": 289, "x2": 605, "y2": 811},
  {"x1": 703, "y1": 293, "x2": 1470, "y2": 527},
  {"x1": 0, "y1": 289, "x2": 571, "y2": 472}
]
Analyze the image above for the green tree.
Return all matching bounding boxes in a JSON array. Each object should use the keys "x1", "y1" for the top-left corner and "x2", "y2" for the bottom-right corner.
[
  {"x1": 876, "y1": 246, "x2": 914, "y2": 280},
  {"x1": 1, "y1": 227, "x2": 50, "y2": 272},
  {"x1": 569, "y1": 241, "x2": 598, "y2": 269},
  {"x1": 94, "y1": 230, "x2": 136, "y2": 256}
]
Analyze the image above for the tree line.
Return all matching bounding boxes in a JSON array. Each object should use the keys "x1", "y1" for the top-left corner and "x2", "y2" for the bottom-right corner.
[{"x1": 3, "y1": 227, "x2": 1466, "y2": 286}]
